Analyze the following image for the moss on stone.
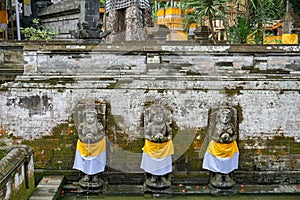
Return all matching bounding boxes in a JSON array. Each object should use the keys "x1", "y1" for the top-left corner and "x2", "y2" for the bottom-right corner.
[
  {"x1": 10, "y1": 176, "x2": 35, "y2": 200},
  {"x1": 250, "y1": 68, "x2": 290, "y2": 74},
  {"x1": 22, "y1": 122, "x2": 78, "y2": 169},
  {"x1": 221, "y1": 86, "x2": 243, "y2": 97},
  {"x1": 0, "y1": 149, "x2": 5, "y2": 160},
  {"x1": 186, "y1": 70, "x2": 202, "y2": 76},
  {"x1": 0, "y1": 87, "x2": 8, "y2": 92},
  {"x1": 105, "y1": 104, "x2": 145, "y2": 153},
  {"x1": 236, "y1": 103, "x2": 244, "y2": 125},
  {"x1": 26, "y1": 78, "x2": 76, "y2": 86}
]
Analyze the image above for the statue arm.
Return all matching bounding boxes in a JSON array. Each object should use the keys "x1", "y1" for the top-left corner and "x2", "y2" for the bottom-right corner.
[
  {"x1": 144, "y1": 122, "x2": 153, "y2": 140},
  {"x1": 91, "y1": 123, "x2": 105, "y2": 143},
  {"x1": 77, "y1": 123, "x2": 85, "y2": 141},
  {"x1": 224, "y1": 124, "x2": 237, "y2": 143}
]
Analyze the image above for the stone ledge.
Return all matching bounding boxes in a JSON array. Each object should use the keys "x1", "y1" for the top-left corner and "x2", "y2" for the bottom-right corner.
[
  {"x1": 38, "y1": 0, "x2": 80, "y2": 18},
  {"x1": 29, "y1": 175, "x2": 64, "y2": 200},
  {"x1": 61, "y1": 183, "x2": 300, "y2": 196},
  {"x1": 0, "y1": 146, "x2": 33, "y2": 182}
]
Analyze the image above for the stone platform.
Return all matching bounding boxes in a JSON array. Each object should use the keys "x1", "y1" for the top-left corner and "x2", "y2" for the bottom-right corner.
[
  {"x1": 29, "y1": 175, "x2": 64, "y2": 200},
  {"x1": 61, "y1": 183, "x2": 300, "y2": 196}
]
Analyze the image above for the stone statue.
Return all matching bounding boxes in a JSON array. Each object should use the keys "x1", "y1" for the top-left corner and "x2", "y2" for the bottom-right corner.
[
  {"x1": 70, "y1": 21, "x2": 110, "y2": 39},
  {"x1": 73, "y1": 100, "x2": 106, "y2": 192},
  {"x1": 141, "y1": 104, "x2": 174, "y2": 191},
  {"x1": 202, "y1": 106, "x2": 239, "y2": 194},
  {"x1": 105, "y1": 0, "x2": 153, "y2": 42}
]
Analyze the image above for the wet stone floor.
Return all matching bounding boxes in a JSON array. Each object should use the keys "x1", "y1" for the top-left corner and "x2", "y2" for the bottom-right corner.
[
  {"x1": 60, "y1": 183, "x2": 300, "y2": 200},
  {"x1": 60, "y1": 194, "x2": 300, "y2": 200}
]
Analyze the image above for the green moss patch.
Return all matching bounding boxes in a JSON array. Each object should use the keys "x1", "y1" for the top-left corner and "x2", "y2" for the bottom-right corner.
[{"x1": 22, "y1": 123, "x2": 78, "y2": 169}]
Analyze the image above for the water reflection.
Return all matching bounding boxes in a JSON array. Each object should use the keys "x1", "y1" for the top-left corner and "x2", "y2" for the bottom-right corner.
[{"x1": 61, "y1": 194, "x2": 300, "y2": 200}]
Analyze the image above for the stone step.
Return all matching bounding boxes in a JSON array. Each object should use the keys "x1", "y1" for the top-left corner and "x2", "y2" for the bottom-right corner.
[{"x1": 29, "y1": 175, "x2": 64, "y2": 200}]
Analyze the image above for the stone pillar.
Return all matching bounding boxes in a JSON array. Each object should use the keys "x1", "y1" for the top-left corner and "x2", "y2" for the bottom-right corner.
[
  {"x1": 105, "y1": 0, "x2": 153, "y2": 42},
  {"x1": 79, "y1": 0, "x2": 100, "y2": 28},
  {"x1": 125, "y1": 6, "x2": 145, "y2": 41}
]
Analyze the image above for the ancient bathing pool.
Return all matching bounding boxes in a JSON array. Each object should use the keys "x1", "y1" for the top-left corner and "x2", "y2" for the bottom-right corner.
[{"x1": 60, "y1": 195, "x2": 300, "y2": 200}]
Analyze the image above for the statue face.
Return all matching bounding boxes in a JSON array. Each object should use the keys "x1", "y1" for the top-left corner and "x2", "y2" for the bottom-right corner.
[
  {"x1": 152, "y1": 110, "x2": 165, "y2": 124},
  {"x1": 219, "y1": 109, "x2": 231, "y2": 124},
  {"x1": 85, "y1": 112, "x2": 95, "y2": 124}
]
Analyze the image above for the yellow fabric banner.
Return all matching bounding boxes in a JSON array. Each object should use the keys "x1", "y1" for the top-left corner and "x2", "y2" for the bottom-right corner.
[
  {"x1": 0, "y1": 10, "x2": 8, "y2": 24},
  {"x1": 76, "y1": 137, "x2": 106, "y2": 157},
  {"x1": 142, "y1": 139, "x2": 174, "y2": 159},
  {"x1": 157, "y1": 9, "x2": 165, "y2": 17},
  {"x1": 24, "y1": 0, "x2": 31, "y2": 5},
  {"x1": 263, "y1": 36, "x2": 282, "y2": 44},
  {"x1": 207, "y1": 140, "x2": 239, "y2": 158},
  {"x1": 282, "y1": 34, "x2": 298, "y2": 44}
]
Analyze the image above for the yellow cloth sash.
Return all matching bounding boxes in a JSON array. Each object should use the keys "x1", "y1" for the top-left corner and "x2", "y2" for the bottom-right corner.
[
  {"x1": 24, "y1": 0, "x2": 31, "y2": 5},
  {"x1": 0, "y1": 11, "x2": 8, "y2": 24},
  {"x1": 207, "y1": 140, "x2": 239, "y2": 158},
  {"x1": 76, "y1": 137, "x2": 106, "y2": 157},
  {"x1": 142, "y1": 139, "x2": 174, "y2": 159}
]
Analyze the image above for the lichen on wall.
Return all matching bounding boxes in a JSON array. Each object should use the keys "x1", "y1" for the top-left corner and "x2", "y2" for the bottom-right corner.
[{"x1": 0, "y1": 44, "x2": 299, "y2": 179}]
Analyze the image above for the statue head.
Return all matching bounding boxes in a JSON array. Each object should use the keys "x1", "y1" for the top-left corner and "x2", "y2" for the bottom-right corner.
[
  {"x1": 83, "y1": 109, "x2": 97, "y2": 124},
  {"x1": 82, "y1": 99, "x2": 98, "y2": 124},
  {"x1": 149, "y1": 104, "x2": 167, "y2": 124},
  {"x1": 217, "y1": 108, "x2": 232, "y2": 124}
]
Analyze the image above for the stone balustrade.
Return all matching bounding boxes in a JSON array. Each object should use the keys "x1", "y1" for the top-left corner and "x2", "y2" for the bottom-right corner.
[{"x1": 0, "y1": 145, "x2": 35, "y2": 200}]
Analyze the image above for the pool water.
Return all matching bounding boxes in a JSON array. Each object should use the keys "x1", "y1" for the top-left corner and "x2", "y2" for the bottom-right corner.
[{"x1": 60, "y1": 194, "x2": 300, "y2": 200}]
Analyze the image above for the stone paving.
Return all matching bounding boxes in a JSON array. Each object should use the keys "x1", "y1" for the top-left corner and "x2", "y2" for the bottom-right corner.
[{"x1": 29, "y1": 175, "x2": 64, "y2": 200}]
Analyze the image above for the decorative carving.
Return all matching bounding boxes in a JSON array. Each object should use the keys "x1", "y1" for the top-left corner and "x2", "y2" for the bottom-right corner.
[
  {"x1": 70, "y1": 21, "x2": 110, "y2": 39},
  {"x1": 202, "y1": 106, "x2": 239, "y2": 195},
  {"x1": 72, "y1": 100, "x2": 107, "y2": 193},
  {"x1": 141, "y1": 103, "x2": 174, "y2": 192}
]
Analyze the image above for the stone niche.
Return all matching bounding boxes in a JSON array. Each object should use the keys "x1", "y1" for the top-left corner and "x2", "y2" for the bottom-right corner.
[{"x1": 0, "y1": 43, "x2": 300, "y2": 187}]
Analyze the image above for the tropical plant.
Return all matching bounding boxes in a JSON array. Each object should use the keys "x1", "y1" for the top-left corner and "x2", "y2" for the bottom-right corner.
[
  {"x1": 248, "y1": 0, "x2": 285, "y2": 43},
  {"x1": 227, "y1": 15, "x2": 254, "y2": 43},
  {"x1": 21, "y1": 18, "x2": 57, "y2": 41},
  {"x1": 227, "y1": 0, "x2": 286, "y2": 44},
  {"x1": 183, "y1": 0, "x2": 288, "y2": 44},
  {"x1": 183, "y1": 0, "x2": 229, "y2": 44},
  {"x1": 183, "y1": 7, "x2": 204, "y2": 32},
  {"x1": 289, "y1": 0, "x2": 300, "y2": 16}
]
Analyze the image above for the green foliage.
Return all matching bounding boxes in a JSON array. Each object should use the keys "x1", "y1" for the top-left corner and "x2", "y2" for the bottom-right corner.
[
  {"x1": 289, "y1": 0, "x2": 300, "y2": 16},
  {"x1": 227, "y1": 15, "x2": 253, "y2": 44},
  {"x1": 181, "y1": 0, "x2": 290, "y2": 44},
  {"x1": 247, "y1": 0, "x2": 285, "y2": 43},
  {"x1": 183, "y1": 0, "x2": 229, "y2": 44},
  {"x1": 21, "y1": 18, "x2": 57, "y2": 41},
  {"x1": 183, "y1": 7, "x2": 203, "y2": 32}
]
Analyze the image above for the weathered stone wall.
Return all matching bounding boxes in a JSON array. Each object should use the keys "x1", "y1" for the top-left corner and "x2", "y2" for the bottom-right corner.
[
  {"x1": 0, "y1": 42, "x2": 299, "y2": 185},
  {"x1": 0, "y1": 45, "x2": 24, "y2": 84},
  {"x1": 38, "y1": 0, "x2": 100, "y2": 39}
]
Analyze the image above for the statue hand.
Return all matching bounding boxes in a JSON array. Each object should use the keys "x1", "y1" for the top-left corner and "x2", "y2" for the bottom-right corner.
[
  {"x1": 86, "y1": 133, "x2": 94, "y2": 139},
  {"x1": 221, "y1": 133, "x2": 230, "y2": 143}
]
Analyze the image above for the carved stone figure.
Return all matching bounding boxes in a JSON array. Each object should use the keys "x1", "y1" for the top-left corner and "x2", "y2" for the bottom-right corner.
[
  {"x1": 141, "y1": 104, "x2": 174, "y2": 191},
  {"x1": 73, "y1": 100, "x2": 107, "y2": 192},
  {"x1": 105, "y1": 0, "x2": 153, "y2": 42},
  {"x1": 202, "y1": 107, "x2": 239, "y2": 194},
  {"x1": 70, "y1": 21, "x2": 110, "y2": 39}
]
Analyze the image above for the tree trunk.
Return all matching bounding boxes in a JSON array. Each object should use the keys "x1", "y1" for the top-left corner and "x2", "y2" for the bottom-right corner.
[{"x1": 208, "y1": 10, "x2": 218, "y2": 44}]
